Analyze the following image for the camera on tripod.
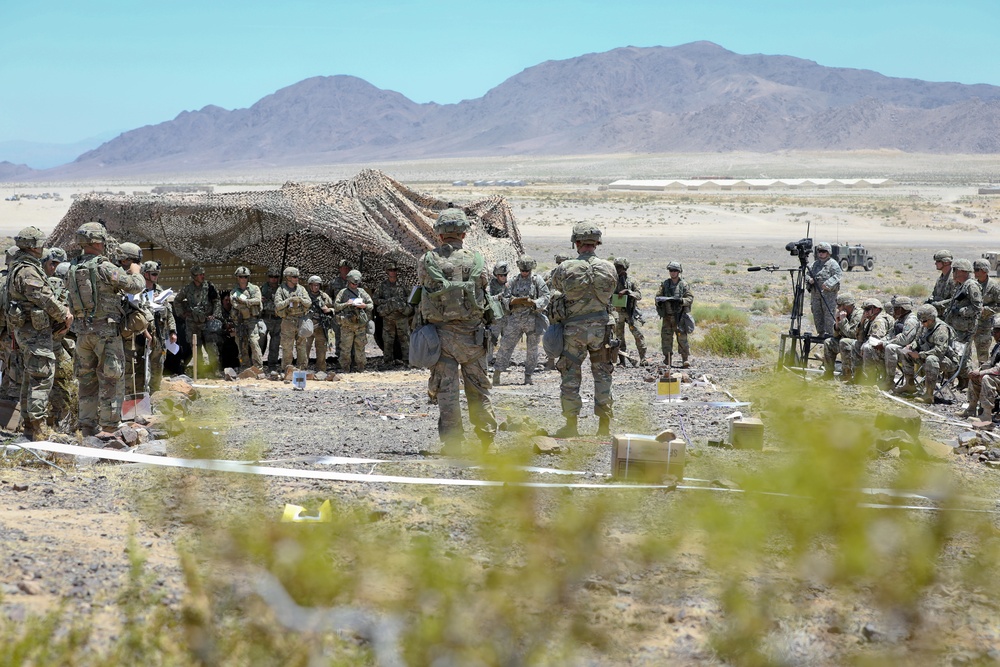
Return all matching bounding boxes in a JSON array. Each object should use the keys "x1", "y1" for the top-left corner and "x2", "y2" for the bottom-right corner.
[{"x1": 785, "y1": 238, "x2": 813, "y2": 258}]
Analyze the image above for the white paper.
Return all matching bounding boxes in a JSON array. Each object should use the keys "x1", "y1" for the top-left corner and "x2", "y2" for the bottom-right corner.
[{"x1": 165, "y1": 340, "x2": 181, "y2": 355}]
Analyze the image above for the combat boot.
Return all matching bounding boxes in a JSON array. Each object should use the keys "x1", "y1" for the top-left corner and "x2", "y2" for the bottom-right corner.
[
  {"x1": 30, "y1": 421, "x2": 51, "y2": 442},
  {"x1": 821, "y1": 367, "x2": 835, "y2": 381},
  {"x1": 840, "y1": 368, "x2": 853, "y2": 383},
  {"x1": 596, "y1": 416, "x2": 611, "y2": 436},
  {"x1": 524, "y1": 373, "x2": 533, "y2": 385},
  {"x1": 959, "y1": 406, "x2": 978, "y2": 418},
  {"x1": 919, "y1": 386, "x2": 936, "y2": 404},
  {"x1": 894, "y1": 375, "x2": 916, "y2": 395},
  {"x1": 681, "y1": 356, "x2": 690, "y2": 369},
  {"x1": 492, "y1": 369, "x2": 502, "y2": 386},
  {"x1": 554, "y1": 416, "x2": 579, "y2": 438},
  {"x1": 663, "y1": 354, "x2": 672, "y2": 368}
]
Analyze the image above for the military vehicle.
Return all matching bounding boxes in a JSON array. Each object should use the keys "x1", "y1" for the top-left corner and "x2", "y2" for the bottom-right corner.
[
  {"x1": 982, "y1": 251, "x2": 1000, "y2": 276},
  {"x1": 831, "y1": 243, "x2": 875, "y2": 272}
]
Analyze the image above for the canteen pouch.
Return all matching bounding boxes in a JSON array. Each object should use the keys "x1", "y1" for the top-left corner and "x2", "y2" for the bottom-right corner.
[{"x1": 30, "y1": 308, "x2": 48, "y2": 331}]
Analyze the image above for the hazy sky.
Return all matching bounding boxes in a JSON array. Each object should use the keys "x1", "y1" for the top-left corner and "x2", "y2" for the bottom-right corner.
[{"x1": 2, "y1": 0, "x2": 996, "y2": 145}]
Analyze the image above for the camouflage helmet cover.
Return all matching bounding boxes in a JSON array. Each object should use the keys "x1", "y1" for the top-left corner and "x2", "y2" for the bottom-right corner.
[
  {"x1": 554, "y1": 254, "x2": 569, "y2": 263},
  {"x1": 141, "y1": 260, "x2": 160, "y2": 274},
  {"x1": 570, "y1": 222, "x2": 602, "y2": 246},
  {"x1": 993, "y1": 315, "x2": 1000, "y2": 330},
  {"x1": 933, "y1": 250, "x2": 953, "y2": 262},
  {"x1": 386, "y1": 262, "x2": 399, "y2": 271},
  {"x1": 44, "y1": 247, "x2": 67, "y2": 263},
  {"x1": 54, "y1": 262, "x2": 70, "y2": 279},
  {"x1": 861, "y1": 297, "x2": 882, "y2": 310},
  {"x1": 118, "y1": 242, "x2": 142, "y2": 261},
  {"x1": 891, "y1": 295, "x2": 914, "y2": 311},
  {"x1": 974, "y1": 259, "x2": 990, "y2": 272},
  {"x1": 493, "y1": 261, "x2": 509, "y2": 276},
  {"x1": 434, "y1": 208, "x2": 471, "y2": 236},
  {"x1": 308, "y1": 275, "x2": 322, "y2": 285},
  {"x1": 667, "y1": 261, "x2": 683, "y2": 273},
  {"x1": 234, "y1": 266, "x2": 251, "y2": 277},
  {"x1": 613, "y1": 257, "x2": 630, "y2": 270},
  {"x1": 952, "y1": 258, "x2": 973, "y2": 272},
  {"x1": 815, "y1": 242, "x2": 832, "y2": 253},
  {"x1": 267, "y1": 266, "x2": 281, "y2": 277},
  {"x1": 347, "y1": 269, "x2": 362, "y2": 283},
  {"x1": 190, "y1": 264, "x2": 205, "y2": 276},
  {"x1": 338, "y1": 259, "x2": 353, "y2": 268},
  {"x1": 916, "y1": 304, "x2": 937, "y2": 322},
  {"x1": 283, "y1": 266, "x2": 300, "y2": 278},
  {"x1": 75, "y1": 221, "x2": 107, "y2": 244},
  {"x1": 836, "y1": 293, "x2": 855, "y2": 307},
  {"x1": 516, "y1": 255, "x2": 537, "y2": 271},
  {"x1": 15, "y1": 226, "x2": 46, "y2": 250}
]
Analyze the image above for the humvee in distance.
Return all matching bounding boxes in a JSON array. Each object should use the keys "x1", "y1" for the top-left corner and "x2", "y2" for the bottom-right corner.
[
  {"x1": 982, "y1": 251, "x2": 1000, "y2": 277},
  {"x1": 831, "y1": 243, "x2": 875, "y2": 272}
]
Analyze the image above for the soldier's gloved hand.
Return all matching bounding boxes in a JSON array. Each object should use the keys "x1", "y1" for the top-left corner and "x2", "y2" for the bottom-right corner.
[{"x1": 58, "y1": 310, "x2": 74, "y2": 335}]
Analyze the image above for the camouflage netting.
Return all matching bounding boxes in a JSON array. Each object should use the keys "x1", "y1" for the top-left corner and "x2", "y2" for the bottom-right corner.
[{"x1": 46, "y1": 169, "x2": 524, "y2": 285}]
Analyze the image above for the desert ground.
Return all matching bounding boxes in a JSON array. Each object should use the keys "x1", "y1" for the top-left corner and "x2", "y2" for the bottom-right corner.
[{"x1": 4, "y1": 153, "x2": 1000, "y2": 665}]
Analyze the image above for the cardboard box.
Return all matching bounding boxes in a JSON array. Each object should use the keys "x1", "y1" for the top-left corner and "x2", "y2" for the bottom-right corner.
[
  {"x1": 730, "y1": 417, "x2": 764, "y2": 450},
  {"x1": 611, "y1": 434, "x2": 685, "y2": 482}
]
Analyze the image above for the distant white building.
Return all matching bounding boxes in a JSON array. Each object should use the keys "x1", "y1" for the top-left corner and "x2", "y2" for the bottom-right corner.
[{"x1": 608, "y1": 178, "x2": 894, "y2": 192}]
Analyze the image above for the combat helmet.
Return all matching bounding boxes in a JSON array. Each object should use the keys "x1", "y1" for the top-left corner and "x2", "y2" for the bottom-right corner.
[
  {"x1": 890, "y1": 295, "x2": 914, "y2": 312},
  {"x1": 267, "y1": 266, "x2": 281, "y2": 278},
  {"x1": 44, "y1": 247, "x2": 67, "y2": 264},
  {"x1": 933, "y1": 250, "x2": 953, "y2": 263},
  {"x1": 75, "y1": 221, "x2": 107, "y2": 245},
  {"x1": 916, "y1": 304, "x2": 937, "y2": 322},
  {"x1": 974, "y1": 259, "x2": 990, "y2": 273},
  {"x1": 141, "y1": 260, "x2": 160, "y2": 274},
  {"x1": 952, "y1": 259, "x2": 973, "y2": 272},
  {"x1": 338, "y1": 259, "x2": 353, "y2": 269},
  {"x1": 308, "y1": 275, "x2": 322, "y2": 285},
  {"x1": 347, "y1": 270, "x2": 362, "y2": 284},
  {"x1": 54, "y1": 262, "x2": 70, "y2": 279},
  {"x1": 815, "y1": 242, "x2": 832, "y2": 253},
  {"x1": 554, "y1": 254, "x2": 569, "y2": 263},
  {"x1": 118, "y1": 242, "x2": 142, "y2": 261},
  {"x1": 234, "y1": 266, "x2": 251, "y2": 278},
  {"x1": 993, "y1": 315, "x2": 1000, "y2": 330},
  {"x1": 190, "y1": 264, "x2": 205, "y2": 276},
  {"x1": 836, "y1": 293, "x2": 855, "y2": 307},
  {"x1": 860, "y1": 297, "x2": 882, "y2": 311},
  {"x1": 516, "y1": 255, "x2": 537, "y2": 272},
  {"x1": 14, "y1": 226, "x2": 46, "y2": 250},
  {"x1": 613, "y1": 257, "x2": 630, "y2": 270},
  {"x1": 434, "y1": 208, "x2": 471, "y2": 236},
  {"x1": 493, "y1": 261, "x2": 509, "y2": 276},
  {"x1": 667, "y1": 261, "x2": 683, "y2": 273},
  {"x1": 570, "y1": 222, "x2": 602, "y2": 246},
  {"x1": 283, "y1": 267, "x2": 300, "y2": 278}
]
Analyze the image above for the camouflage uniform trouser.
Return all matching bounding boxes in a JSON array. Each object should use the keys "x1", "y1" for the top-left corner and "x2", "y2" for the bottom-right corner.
[
  {"x1": 306, "y1": 324, "x2": 329, "y2": 372},
  {"x1": 237, "y1": 318, "x2": 263, "y2": 369},
  {"x1": 50, "y1": 340, "x2": 77, "y2": 430},
  {"x1": 853, "y1": 339, "x2": 884, "y2": 379},
  {"x1": 823, "y1": 337, "x2": 855, "y2": 373},
  {"x1": 260, "y1": 317, "x2": 282, "y2": 366},
  {"x1": 884, "y1": 343, "x2": 909, "y2": 382},
  {"x1": 123, "y1": 334, "x2": 148, "y2": 396},
  {"x1": 76, "y1": 329, "x2": 126, "y2": 431},
  {"x1": 494, "y1": 309, "x2": 540, "y2": 374},
  {"x1": 14, "y1": 325, "x2": 56, "y2": 425},
  {"x1": 975, "y1": 325, "x2": 993, "y2": 368},
  {"x1": 660, "y1": 315, "x2": 689, "y2": 361},
  {"x1": 0, "y1": 336, "x2": 22, "y2": 402},
  {"x1": 279, "y1": 317, "x2": 310, "y2": 369},
  {"x1": 187, "y1": 323, "x2": 219, "y2": 373},
  {"x1": 558, "y1": 318, "x2": 614, "y2": 419},
  {"x1": 339, "y1": 323, "x2": 367, "y2": 372},
  {"x1": 433, "y1": 325, "x2": 496, "y2": 446},
  {"x1": 968, "y1": 372, "x2": 1000, "y2": 416},
  {"x1": 902, "y1": 353, "x2": 957, "y2": 392},
  {"x1": 613, "y1": 310, "x2": 646, "y2": 359},
  {"x1": 382, "y1": 315, "x2": 410, "y2": 364},
  {"x1": 811, "y1": 290, "x2": 837, "y2": 337}
]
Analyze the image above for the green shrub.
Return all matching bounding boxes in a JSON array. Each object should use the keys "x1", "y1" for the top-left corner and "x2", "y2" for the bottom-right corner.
[
  {"x1": 696, "y1": 323, "x2": 759, "y2": 357},
  {"x1": 692, "y1": 303, "x2": 749, "y2": 326},
  {"x1": 903, "y1": 283, "x2": 929, "y2": 298},
  {"x1": 750, "y1": 299, "x2": 770, "y2": 314}
]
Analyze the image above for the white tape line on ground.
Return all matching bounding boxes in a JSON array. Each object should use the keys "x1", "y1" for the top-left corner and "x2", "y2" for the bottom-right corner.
[{"x1": 19, "y1": 441, "x2": 675, "y2": 490}]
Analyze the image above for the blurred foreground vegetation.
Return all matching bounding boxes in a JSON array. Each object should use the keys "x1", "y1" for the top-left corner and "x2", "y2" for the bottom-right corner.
[{"x1": 4, "y1": 375, "x2": 1000, "y2": 665}]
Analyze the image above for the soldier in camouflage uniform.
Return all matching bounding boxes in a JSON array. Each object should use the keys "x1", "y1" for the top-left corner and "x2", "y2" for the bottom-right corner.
[
  {"x1": 872, "y1": 295, "x2": 919, "y2": 390},
  {"x1": 117, "y1": 244, "x2": 156, "y2": 400},
  {"x1": 42, "y1": 247, "x2": 67, "y2": 277},
  {"x1": 334, "y1": 270, "x2": 373, "y2": 372},
  {"x1": 259, "y1": 267, "x2": 282, "y2": 368},
  {"x1": 961, "y1": 316, "x2": 1000, "y2": 421},
  {"x1": 326, "y1": 259, "x2": 353, "y2": 363},
  {"x1": 851, "y1": 298, "x2": 895, "y2": 385},
  {"x1": 943, "y1": 259, "x2": 983, "y2": 343},
  {"x1": 822, "y1": 293, "x2": 862, "y2": 380},
  {"x1": 612, "y1": 257, "x2": 647, "y2": 365},
  {"x1": 806, "y1": 242, "x2": 842, "y2": 337},
  {"x1": 550, "y1": 223, "x2": 618, "y2": 438},
  {"x1": 492, "y1": 255, "x2": 550, "y2": 386},
  {"x1": 174, "y1": 265, "x2": 221, "y2": 375},
  {"x1": 0, "y1": 246, "x2": 23, "y2": 404},
  {"x1": 373, "y1": 263, "x2": 413, "y2": 366},
  {"x1": 5, "y1": 227, "x2": 73, "y2": 440},
  {"x1": 973, "y1": 259, "x2": 1000, "y2": 367},
  {"x1": 274, "y1": 267, "x2": 311, "y2": 369},
  {"x1": 655, "y1": 261, "x2": 694, "y2": 368},
  {"x1": 487, "y1": 262, "x2": 509, "y2": 353},
  {"x1": 928, "y1": 250, "x2": 956, "y2": 317},
  {"x1": 305, "y1": 275, "x2": 334, "y2": 372},
  {"x1": 47, "y1": 259, "x2": 77, "y2": 431},
  {"x1": 140, "y1": 261, "x2": 176, "y2": 393},
  {"x1": 67, "y1": 222, "x2": 144, "y2": 435},
  {"x1": 416, "y1": 208, "x2": 497, "y2": 453},
  {"x1": 898, "y1": 304, "x2": 959, "y2": 403},
  {"x1": 231, "y1": 266, "x2": 264, "y2": 369}
]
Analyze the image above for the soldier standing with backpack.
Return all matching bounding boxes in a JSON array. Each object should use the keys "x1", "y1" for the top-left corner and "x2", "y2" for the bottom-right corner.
[
  {"x1": 66, "y1": 222, "x2": 144, "y2": 436},
  {"x1": 416, "y1": 208, "x2": 497, "y2": 454}
]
